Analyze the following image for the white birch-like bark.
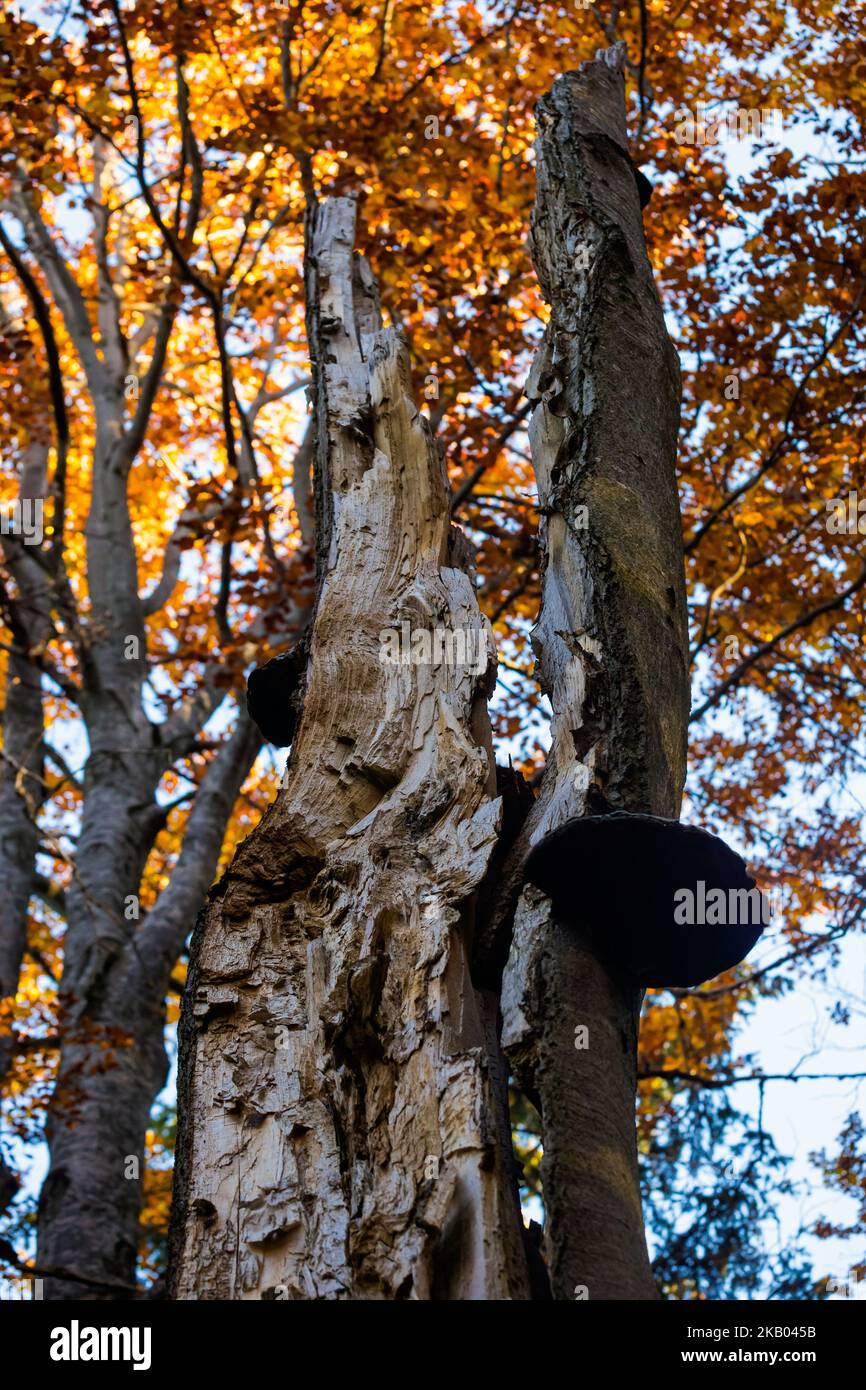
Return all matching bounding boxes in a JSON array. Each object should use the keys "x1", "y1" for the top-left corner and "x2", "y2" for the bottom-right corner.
[{"x1": 171, "y1": 196, "x2": 529, "y2": 1300}]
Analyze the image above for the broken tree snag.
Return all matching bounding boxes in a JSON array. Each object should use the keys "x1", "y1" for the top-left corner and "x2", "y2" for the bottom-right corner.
[
  {"x1": 171, "y1": 195, "x2": 529, "y2": 1301},
  {"x1": 501, "y1": 45, "x2": 691, "y2": 1301}
]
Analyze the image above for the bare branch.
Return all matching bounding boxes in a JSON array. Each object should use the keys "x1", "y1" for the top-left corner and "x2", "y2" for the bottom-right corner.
[
  {"x1": 692, "y1": 560, "x2": 866, "y2": 720},
  {"x1": 120, "y1": 63, "x2": 203, "y2": 468},
  {"x1": 0, "y1": 220, "x2": 70, "y2": 561},
  {"x1": 639, "y1": 1067, "x2": 866, "y2": 1090},
  {"x1": 139, "y1": 709, "x2": 261, "y2": 982},
  {"x1": 5, "y1": 187, "x2": 106, "y2": 404},
  {"x1": 450, "y1": 397, "x2": 532, "y2": 512}
]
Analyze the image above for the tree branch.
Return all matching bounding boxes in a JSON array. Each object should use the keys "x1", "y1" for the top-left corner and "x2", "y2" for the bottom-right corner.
[
  {"x1": 691, "y1": 560, "x2": 866, "y2": 720},
  {"x1": 685, "y1": 281, "x2": 866, "y2": 554},
  {"x1": 138, "y1": 708, "x2": 261, "y2": 982},
  {"x1": 0, "y1": 220, "x2": 70, "y2": 561},
  {"x1": 5, "y1": 186, "x2": 106, "y2": 404}
]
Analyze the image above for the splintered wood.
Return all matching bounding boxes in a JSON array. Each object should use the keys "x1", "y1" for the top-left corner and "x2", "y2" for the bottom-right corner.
[{"x1": 172, "y1": 197, "x2": 528, "y2": 1300}]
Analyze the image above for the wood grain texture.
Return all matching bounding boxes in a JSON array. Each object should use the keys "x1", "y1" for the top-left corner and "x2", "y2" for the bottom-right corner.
[{"x1": 171, "y1": 196, "x2": 528, "y2": 1300}]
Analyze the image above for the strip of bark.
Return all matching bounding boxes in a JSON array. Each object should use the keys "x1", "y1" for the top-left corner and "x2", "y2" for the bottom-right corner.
[{"x1": 501, "y1": 45, "x2": 690, "y2": 1301}]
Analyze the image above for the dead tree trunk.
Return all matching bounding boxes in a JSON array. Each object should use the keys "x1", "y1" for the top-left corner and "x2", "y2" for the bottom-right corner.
[
  {"x1": 501, "y1": 46, "x2": 690, "y2": 1300},
  {"x1": 172, "y1": 45, "x2": 687, "y2": 1302},
  {"x1": 171, "y1": 197, "x2": 529, "y2": 1300}
]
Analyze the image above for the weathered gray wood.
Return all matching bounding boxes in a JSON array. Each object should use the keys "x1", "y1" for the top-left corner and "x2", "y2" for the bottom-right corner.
[
  {"x1": 502, "y1": 45, "x2": 690, "y2": 1301},
  {"x1": 171, "y1": 196, "x2": 529, "y2": 1300}
]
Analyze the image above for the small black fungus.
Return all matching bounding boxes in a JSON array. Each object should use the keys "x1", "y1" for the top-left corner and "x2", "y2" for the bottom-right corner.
[
  {"x1": 633, "y1": 166, "x2": 653, "y2": 210},
  {"x1": 246, "y1": 647, "x2": 304, "y2": 747}
]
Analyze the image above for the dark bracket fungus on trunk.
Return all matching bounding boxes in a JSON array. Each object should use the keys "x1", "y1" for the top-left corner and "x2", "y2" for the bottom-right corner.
[
  {"x1": 245, "y1": 646, "x2": 305, "y2": 747},
  {"x1": 633, "y1": 165, "x2": 653, "y2": 210},
  {"x1": 524, "y1": 812, "x2": 765, "y2": 988}
]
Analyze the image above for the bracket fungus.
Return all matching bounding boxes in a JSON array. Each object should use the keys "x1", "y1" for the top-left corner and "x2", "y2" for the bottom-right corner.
[
  {"x1": 633, "y1": 165, "x2": 653, "y2": 210},
  {"x1": 245, "y1": 647, "x2": 304, "y2": 747},
  {"x1": 524, "y1": 812, "x2": 765, "y2": 988}
]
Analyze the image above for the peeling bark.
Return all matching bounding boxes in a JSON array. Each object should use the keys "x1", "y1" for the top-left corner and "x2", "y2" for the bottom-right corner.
[
  {"x1": 501, "y1": 46, "x2": 690, "y2": 1300},
  {"x1": 171, "y1": 196, "x2": 529, "y2": 1301}
]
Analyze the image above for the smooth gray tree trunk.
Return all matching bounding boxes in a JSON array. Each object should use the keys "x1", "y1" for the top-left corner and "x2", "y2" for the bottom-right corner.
[
  {"x1": 0, "y1": 425, "x2": 53, "y2": 1241},
  {"x1": 0, "y1": 434, "x2": 50, "y2": 1088},
  {"x1": 37, "y1": 718, "x2": 260, "y2": 1297},
  {"x1": 501, "y1": 45, "x2": 690, "y2": 1300}
]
